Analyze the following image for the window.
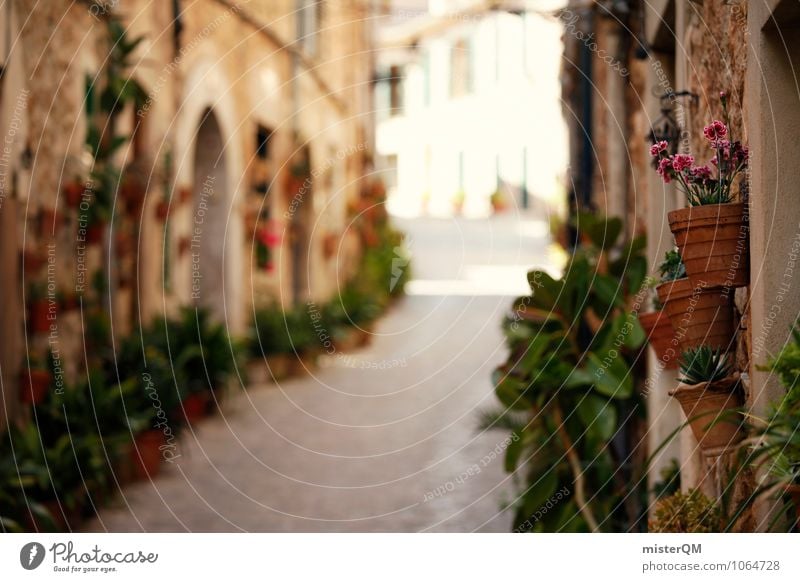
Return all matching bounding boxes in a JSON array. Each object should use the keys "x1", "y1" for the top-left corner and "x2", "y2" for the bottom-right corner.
[
  {"x1": 389, "y1": 65, "x2": 403, "y2": 115},
  {"x1": 256, "y1": 125, "x2": 272, "y2": 160},
  {"x1": 253, "y1": 124, "x2": 273, "y2": 195},
  {"x1": 298, "y1": 0, "x2": 323, "y2": 56},
  {"x1": 450, "y1": 38, "x2": 473, "y2": 98}
]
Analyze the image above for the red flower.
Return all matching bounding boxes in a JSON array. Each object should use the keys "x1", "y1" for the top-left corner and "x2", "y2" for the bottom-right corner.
[
  {"x1": 649, "y1": 141, "x2": 668, "y2": 158},
  {"x1": 657, "y1": 158, "x2": 673, "y2": 183},
  {"x1": 703, "y1": 120, "x2": 727, "y2": 141},
  {"x1": 672, "y1": 154, "x2": 694, "y2": 172}
]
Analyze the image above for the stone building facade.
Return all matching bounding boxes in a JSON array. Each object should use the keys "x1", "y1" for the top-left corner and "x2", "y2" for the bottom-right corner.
[
  {"x1": 562, "y1": 0, "x2": 800, "y2": 530},
  {"x1": 0, "y1": 0, "x2": 375, "y2": 425}
]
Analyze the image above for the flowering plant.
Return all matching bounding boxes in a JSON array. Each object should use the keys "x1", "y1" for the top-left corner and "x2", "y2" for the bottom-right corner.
[{"x1": 650, "y1": 93, "x2": 748, "y2": 206}]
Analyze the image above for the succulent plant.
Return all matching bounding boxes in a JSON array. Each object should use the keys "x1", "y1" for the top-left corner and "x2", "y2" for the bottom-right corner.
[
  {"x1": 678, "y1": 346, "x2": 733, "y2": 385},
  {"x1": 649, "y1": 489, "x2": 724, "y2": 533},
  {"x1": 658, "y1": 249, "x2": 686, "y2": 283}
]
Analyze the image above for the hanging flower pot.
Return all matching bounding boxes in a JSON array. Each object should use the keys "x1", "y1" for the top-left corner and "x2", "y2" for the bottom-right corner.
[
  {"x1": 637, "y1": 310, "x2": 678, "y2": 369},
  {"x1": 178, "y1": 392, "x2": 211, "y2": 424},
  {"x1": 669, "y1": 375, "x2": 743, "y2": 450},
  {"x1": 86, "y1": 223, "x2": 105, "y2": 245},
  {"x1": 179, "y1": 186, "x2": 193, "y2": 205},
  {"x1": 40, "y1": 207, "x2": 60, "y2": 239},
  {"x1": 29, "y1": 299, "x2": 51, "y2": 333},
  {"x1": 656, "y1": 277, "x2": 736, "y2": 352},
  {"x1": 115, "y1": 230, "x2": 135, "y2": 256},
  {"x1": 668, "y1": 203, "x2": 749, "y2": 289},
  {"x1": 22, "y1": 249, "x2": 47, "y2": 274},
  {"x1": 323, "y1": 233, "x2": 338, "y2": 259},
  {"x1": 63, "y1": 181, "x2": 85, "y2": 208},
  {"x1": 131, "y1": 429, "x2": 165, "y2": 480},
  {"x1": 19, "y1": 368, "x2": 51, "y2": 405},
  {"x1": 266, "y1": 353, "x2": 291, "y2": 381},
  {"x1": 155, "y1": 199, "x2": 170, "y2": 221}
]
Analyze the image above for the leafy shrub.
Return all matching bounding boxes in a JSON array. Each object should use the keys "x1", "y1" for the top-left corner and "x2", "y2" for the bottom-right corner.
[
  {"x1": 649, "y1": 489, "x2": 724, "y2": 533},
  {"x1": 490, "y1": 213, "x2": 649, "y2": 532},
  {"x1": 658, "y1": 249, "x2": 686, "y2": 282}
]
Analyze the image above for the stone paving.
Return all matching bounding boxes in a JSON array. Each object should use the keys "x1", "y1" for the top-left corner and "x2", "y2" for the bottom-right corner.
[{"x1": 88, "y1": 213, "x2": 559, "y2": 532}]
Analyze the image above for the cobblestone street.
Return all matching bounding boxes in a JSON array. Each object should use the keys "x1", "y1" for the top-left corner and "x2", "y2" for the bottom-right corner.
[{"x1": 88, "y1": 213, "x2": 559, "y2": 532}]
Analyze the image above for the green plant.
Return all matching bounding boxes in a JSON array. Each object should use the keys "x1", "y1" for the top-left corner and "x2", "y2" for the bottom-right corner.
[
  {"x1": 678, "y1": 346, "x2": 732, "y2": 385},
  {"x1": 649, "y1": 489, "x2": 724, "y2": 532},
  {"x1": 0, "y1": 435, "x2": 54, "y2": 532},
  {"x1": 490, "y1": 212, "x2": 649, "y2": 532},
  {"x1": 658, "y1": 249, "x2": 686, "y2": 283}
]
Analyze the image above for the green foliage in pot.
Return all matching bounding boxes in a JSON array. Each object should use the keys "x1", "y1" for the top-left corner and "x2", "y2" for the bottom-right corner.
[
  {"x1": 658, "y1": 249, "x2": 686, "y2": 283},
  {"x1": 678, "y1": 346, "x2": 733, "y2": 385},
  {"x1": 649, "y1": 489, "x2": 724, "y2": 533},
  {"x1": 489, "y1": 212, "x2": 649, "y2": 532},
  {"x1": 0, "y1": 435, "x2": 54, "y2": 532}
]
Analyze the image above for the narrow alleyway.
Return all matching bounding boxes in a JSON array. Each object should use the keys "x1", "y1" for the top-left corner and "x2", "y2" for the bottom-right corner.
[{"x1": 88, "y1": 212, "x2": 560, "y2": 532}]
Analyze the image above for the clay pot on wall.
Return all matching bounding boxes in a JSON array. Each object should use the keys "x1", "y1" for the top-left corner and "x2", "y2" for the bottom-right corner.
[
  {"x1": 19, "y1": 368, "x2": 51, "y2": 405},
  {"x1": 177, "y1": 392, "x2": 211, "y2": 424},
  {"x1": 28, "y1": 300, "x2": 51, "y2": 333},
  {"x1": 669, "y1": 375, "x2": 744, "y2": 451},
  {"x1": 668, "y1": 203, "x2": 749, "y2": 289},
  {"x1": 637, "y1": 310, "x2": 678, "y2": 370},
  {"x1": 656, "y1": 278, "x2": 736, "y2": 352},
  {"x1": 63, "y1": 181, "x2": 85, "y2": 208}
]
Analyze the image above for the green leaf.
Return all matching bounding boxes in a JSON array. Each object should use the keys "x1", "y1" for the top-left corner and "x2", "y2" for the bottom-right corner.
[
  {"x1": 585, "y1": 353, "x2": 633, "y2": 399},
  {"x1": 495, "y1": 377, "x2": 530, "y2": 411},
  {"x1": 504, "y1": 431, "x2": 525, "y2": 472},
  {"x1": 576, "y1": 394, "x2": 617, "y2": 440}
]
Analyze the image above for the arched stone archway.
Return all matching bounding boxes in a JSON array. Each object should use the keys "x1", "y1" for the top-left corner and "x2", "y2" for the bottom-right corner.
[{"x1": 191, "y1": 108, "x2": 229, "y2": 321}]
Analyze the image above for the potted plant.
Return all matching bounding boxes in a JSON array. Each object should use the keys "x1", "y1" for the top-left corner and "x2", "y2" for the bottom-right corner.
[
  {"x1": 40, "y1": 206, "x2": 60, "y2": 239},
  {"x1": 651, "y1": 92, "x2": 749, "y2": 289},
  {"x1": 62, "y1": 179, "x2": 86, "y2": 208},
  {"x1": 741, "y1": 325, "x2": 800, "y2": 527},
  {"x1": 649, "y1": 489, "x2": 725, "y2": 532},
  {"x1": 490, "y1": 189, "x2": 507, "y2": 213},
  {"x1": 27, "y1": 283, "x2": 51, "y2": 333},
  {"x1": 22, "y1": 248, "x2": 47, "y2": 275},
  {"x1": 669, "y1": 346, "x2": 744, "y2": 451},
  {"x1": 655, "y1": 249, "x2": 736, "y2": 352},
  {"x1": 155, "y1": 197, "x2": 170, "y2": 221},
  {"x1": 637, "y1": 284, "x2": 678, "y2": 370},
  {"x1": 19, "y1": 354, "x2": 52, "y2": 405}
]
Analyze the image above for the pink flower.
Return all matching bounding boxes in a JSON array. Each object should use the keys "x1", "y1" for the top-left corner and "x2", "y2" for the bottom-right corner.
[
  {"x1": 703, "y1": 120, "x2": 727, "y2": 141},
  {"x1": 657, "y1": 158, "x2": 673, "y2": 183},
  {"x1": 689, "y1": 165, "x2": 712, "y2": 180},
  {"x1": 672, "y1": 154, "x2": 695, "y2": 172},
  {"x1": 711, "y1": 138, "x2": 730, "y2": 151},
  {"x1": 649, "y1": 141, "x2": 668, "y2": 158}
]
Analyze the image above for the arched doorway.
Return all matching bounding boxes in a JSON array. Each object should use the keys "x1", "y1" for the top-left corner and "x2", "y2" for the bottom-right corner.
[{"x1": 191, "y1": 109, "x2": 229, "y2": 321}]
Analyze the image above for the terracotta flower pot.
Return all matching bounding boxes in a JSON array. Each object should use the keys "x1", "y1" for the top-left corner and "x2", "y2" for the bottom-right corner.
[
  {"x1": 669, "y1": 375, "x2": 743, "y2": 450},
  {"x1": 668, "y1": 203, "x2": 749, "y2": 290},
  {"x1": 131, "y1": 429, "x2": 165, "y2": 480},
  {"x1": 637, "y1": 310, "x2": 678, "y2": 369},
  {"x1": 40, "y1": 207, "x2": 59, "y2": 238},
  {"x1": 155, "y1": 200, "x2": 170, "y2": 221},
  {"x1": 19, "y1": 369, "x2": 51, "y2": 405},
  {"x1": 179, "y1": 392, "x2": 211, "y2": 424},
  {"x1": 266, "y1": 353, "x2": 291, "y2": 381},
  {"x1": 86, "y1": 223, "x2": 105, "y2": 245},
  {"x1": 656, "y1": 277, "x2": 736, "y2": 352},
  {"x1": 63, "y1": 181, "x2": 85, "y2": 207},
  {"x1": 22, "y1": 250, "x2": 47, "y2": 274},
  {"x1": 29, "y1": 300, "x2": 51, "y2": 333}
]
